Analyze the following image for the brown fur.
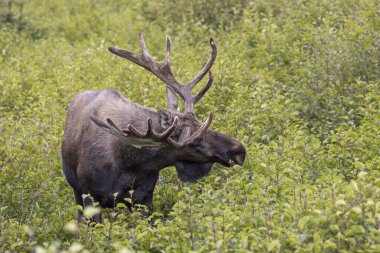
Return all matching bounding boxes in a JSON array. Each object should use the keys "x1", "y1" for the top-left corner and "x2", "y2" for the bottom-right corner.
[{"x1": 62, "y1": 89, "x2": 245, "y2": 222}]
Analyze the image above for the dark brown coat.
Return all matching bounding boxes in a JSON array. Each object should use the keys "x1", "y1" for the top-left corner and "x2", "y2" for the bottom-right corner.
[{"x1": 61, "y1": 34, "x2": 246, "y2": 222}]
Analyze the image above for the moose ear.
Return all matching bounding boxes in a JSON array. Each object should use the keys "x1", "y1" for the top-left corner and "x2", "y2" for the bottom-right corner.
[{"x1": 158, "y1": 110, "x2": 174, "y2": 128}]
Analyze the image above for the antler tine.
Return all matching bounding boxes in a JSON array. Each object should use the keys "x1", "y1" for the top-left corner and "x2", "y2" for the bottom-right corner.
[
  {"x1": 138, "y1": 32, "x2": 153, "y2": 59},
  {"x1": 90, "y1": 116, "x2": 111, "y2": 129},
  {"x1": 106, "y1": 118, "x2": 123, "y2": 132},
  {"x1": 146, "y1": 118, "x2": 154, "y2": 136},
  {"x1": 90, "y1": 116, "x2": 129, "y2": 140},
  {"x1": 185, "y1": 112, "x2": 214, "y2": 145},
  {"x1": 194, "y1": 71, "x2": 214, "y2": 104},
  {"x1": 166, "y1": 138, "x2": 185, "y2": 149},
  {"x1": 181, "y1": 38, "x2": 217, "y2": 112},
  {"x1": 161, "y1": 35, "x2": 184, "y2": 100},
  {"x1": 127, "y1": 117, "x2": 160, "y2": 139},
  {"x1": 154, "y1": 116, "x2": 179, "y2": 140},
  {"x1": 186, "y1": 38, "x2": 217, "y2": 90},
  {"x1": 164, "y1": 35, "x2": 171, "y2": 66},
  {"x1": 127, "y1": 124, "x2": 146, "y2": 138}
]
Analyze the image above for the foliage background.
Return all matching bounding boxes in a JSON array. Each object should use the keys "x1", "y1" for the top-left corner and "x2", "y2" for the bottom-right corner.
[{"x1": 0, "y1": 0, "x2": 379, "y2": 252}]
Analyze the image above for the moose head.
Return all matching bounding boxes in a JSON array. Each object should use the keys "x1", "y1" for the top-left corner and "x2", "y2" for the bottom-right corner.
[
  {"x1": 62, "y1": 33, "x2": 246, "y2": 222},
  {"x1": 90, "y1": 33, "x2": 245, "y2": 180}
]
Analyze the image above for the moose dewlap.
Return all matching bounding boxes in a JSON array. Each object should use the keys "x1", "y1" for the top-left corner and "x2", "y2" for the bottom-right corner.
[{"x1": 61, "y1": 33, "x2": 246, "y2": 222}]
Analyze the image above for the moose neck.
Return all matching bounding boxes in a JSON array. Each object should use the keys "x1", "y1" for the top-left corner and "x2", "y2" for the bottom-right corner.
[{"x1": 116, "y1": 141, "x2": 177, "y2": 171}]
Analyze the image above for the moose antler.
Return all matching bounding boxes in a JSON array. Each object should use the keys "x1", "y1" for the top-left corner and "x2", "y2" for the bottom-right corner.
[
  {"x1": 108, "y1": 33, "x2": 217, "y2": 145},
  {"x1": 90, "y1": 113, "x2": 214, "y2": 149},
  {"x1": 108, "y1": 32, "x2": 217, "y2": 113}
]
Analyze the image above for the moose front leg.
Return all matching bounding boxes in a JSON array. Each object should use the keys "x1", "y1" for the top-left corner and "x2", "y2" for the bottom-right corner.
[
  {"x1": 131, "y1": 188, "x2": 155, "y2": 217},
  {"x1": 73, "y1": 190, "x2": 85, "y2": 223},
  {"x1": 73, "y1": 190, "x2": 102, "y2": 223},
  {"x1": 130, "y1": 171, "x2": 159, "y2": 217}
]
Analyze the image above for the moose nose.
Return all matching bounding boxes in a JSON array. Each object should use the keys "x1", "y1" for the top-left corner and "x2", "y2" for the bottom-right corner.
[
  {"x1": 231, "y1": 143, "x2": 246, "y2": 166},
  {"x1": 233, "y1": 152, "x2": 245, "y2": 166}
]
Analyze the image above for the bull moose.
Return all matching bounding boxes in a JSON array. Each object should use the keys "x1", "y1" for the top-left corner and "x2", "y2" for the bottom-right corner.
[{"x1": 61, "y1": 33, "x2": 246, "y2": 222}]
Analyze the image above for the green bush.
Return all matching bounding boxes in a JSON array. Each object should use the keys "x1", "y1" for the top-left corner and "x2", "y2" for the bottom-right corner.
[{"x1": 1, "y1": 0, "x2": 379, "y2": 252}]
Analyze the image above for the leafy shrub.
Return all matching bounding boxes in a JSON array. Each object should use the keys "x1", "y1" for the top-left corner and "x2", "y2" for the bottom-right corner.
[{"x1": 1, "y1": 0, "x2": 379, "y2": 252}]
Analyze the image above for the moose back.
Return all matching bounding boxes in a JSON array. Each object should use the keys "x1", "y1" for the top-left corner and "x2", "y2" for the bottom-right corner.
[{"x1": 61, "y1": 33, "x2": 246, "y2": 222}]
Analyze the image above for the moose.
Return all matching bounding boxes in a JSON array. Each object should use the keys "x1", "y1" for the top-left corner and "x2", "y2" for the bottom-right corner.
[{"x1": 61, "y1": 33, "x2": 246, "y2": 222}]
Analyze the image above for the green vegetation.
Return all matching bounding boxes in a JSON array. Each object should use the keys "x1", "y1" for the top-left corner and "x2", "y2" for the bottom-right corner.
[{"x1": 1, "y1": 0, "x2": 379, "y2": 252}]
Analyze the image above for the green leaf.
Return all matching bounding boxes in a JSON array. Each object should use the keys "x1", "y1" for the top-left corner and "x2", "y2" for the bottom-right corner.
[
  {"x1": 350, "y1": 180, "x2": 360, "y2": 193},
  {"x1": 83, "y1": 206, "x2": 101, "y2": 218},
  {"x1": 345, "y1": 225, "x2": 365, "y2": 237},
  {"x1": 323, "y1": 240, "x2": 337, "y2": 250},
  {"x1": 267, "y1": 239, "x2": 281, "y2": 252}
]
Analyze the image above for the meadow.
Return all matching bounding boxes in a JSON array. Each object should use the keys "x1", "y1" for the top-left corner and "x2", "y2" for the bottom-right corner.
[{"x1": 0, "y1": 0, "x2": 379, "y2": 252}]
